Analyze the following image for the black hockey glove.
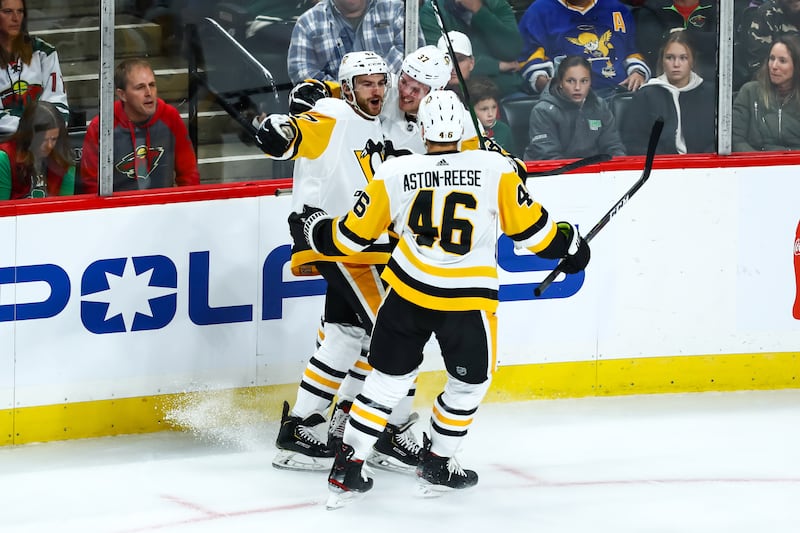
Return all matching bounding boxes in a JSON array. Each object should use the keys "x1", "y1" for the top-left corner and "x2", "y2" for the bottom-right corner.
[
  {"x1": 556, "y1": 221, "x2": 590, "y2": 274},
  {"x1": 254, "y1": 114, "x2": 297, "y2": 157},
  {"x1": 289, "y1": 79, "x2": 331, "y2": 115},
  {"x1": 287, "y1": 205, "x2": 328, "y2": 252}
]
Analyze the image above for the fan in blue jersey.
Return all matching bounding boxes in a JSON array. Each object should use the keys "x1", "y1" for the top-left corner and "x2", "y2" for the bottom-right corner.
[{"x1": 517, "y1": 0, "x2": 651, "y2": 97}]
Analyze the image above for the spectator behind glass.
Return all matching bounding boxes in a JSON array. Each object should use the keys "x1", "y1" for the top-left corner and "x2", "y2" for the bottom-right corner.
[
  {"x1": 287, "y1": 0, "x2": 424, "y2": 84},
  {"x1": 744, "y1": 0, "x2": 800, "y2": 78},
  {"x1": 518, "y1": 0, "x2": 651, "y2": 98},
  {"x1": 733, "y1": 35, "x2": 800, "y2": 152},
  {"x1": 525, "y1": 55, "x2": 626, "y2": 160},
  {"x1": 420, "y1": 0, "x2": 525, "y2": 98},
  {"x1": 0, "y1": 0, "x2": 69, "y2": 137},
  {"x1": 0, "y1": 100, "x2": 73, "y2": 199},
  {"x1": 634, "y1": 0, "x2": 717, "y2": 83},
  {"x1": 80, "y1": 58, "x2": 200, "y2": 194},
  {"x1": 621, "y1": 30, "x2": 715, "y2": 155},
  {"x1": 467, "y1": 75, "x2": 515, "y2": 153},
  {"x1": 437, "y1": 30, "x2": 476, "y2": 98}
]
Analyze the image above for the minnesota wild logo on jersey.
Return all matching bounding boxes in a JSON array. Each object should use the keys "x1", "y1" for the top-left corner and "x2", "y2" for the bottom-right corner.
[{"x1": 0, "y1": 37, "x2": 69, "y2": 134}]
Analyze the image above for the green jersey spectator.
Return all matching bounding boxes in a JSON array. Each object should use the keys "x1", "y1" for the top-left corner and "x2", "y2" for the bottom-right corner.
[{"x1": 420, "y1": 0, "x2": 526, "y2": 97}]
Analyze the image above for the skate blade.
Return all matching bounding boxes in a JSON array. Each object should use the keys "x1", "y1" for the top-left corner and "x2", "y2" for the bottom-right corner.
[
  {"x1": 272, "y1": 449, "x2": 332, "y2": 472},
  {"x1": 415, "y1": 479, "x2": 477, "y2": 498},
  {"x1": 325, "y1": 489, "x2": 365, "y2": 510},
  {"x1": 415, "y1": 481, "x2": 450, "y2": 498},
  {"x1": 366, "y1": 452, "x2": 417, "y2": 475}
]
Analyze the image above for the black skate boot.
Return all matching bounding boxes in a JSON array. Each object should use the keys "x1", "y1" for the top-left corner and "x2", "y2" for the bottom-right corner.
[
  {"x1": 415, "y1": 433, "x2": 478, "y2": 496},
  {"x1": 272, "y1": 401, "x2": 334, "y2": 471},
  {"x1": 367, "y1": 412, "x2": 421, "y2": 474},
  {"x1": 327, "y1": 400, "x2": 352, "y2": 449},
  {"x1": 326, "y1": 442, "x2": 373, "y2": 510}
]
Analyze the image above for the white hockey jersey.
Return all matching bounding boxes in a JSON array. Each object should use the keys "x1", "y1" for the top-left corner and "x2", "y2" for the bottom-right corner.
[
  {"x1": 279, "y1": 97, "x2": 393, "y2": 269},
  {"x1": 314, "y1": 148, "x2": 561, "y2": 312},
  {"x1": 380, "y1": 85, "x2": 481, "y2": 154},
  {"x1": 0, "y1": 37, "x2": 69, "y2": 134}
]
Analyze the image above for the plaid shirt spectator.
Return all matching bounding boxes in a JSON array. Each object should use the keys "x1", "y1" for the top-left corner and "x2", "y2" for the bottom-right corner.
[{"x1": 288, "y1": 0, "x2": 425, "y2": 84}]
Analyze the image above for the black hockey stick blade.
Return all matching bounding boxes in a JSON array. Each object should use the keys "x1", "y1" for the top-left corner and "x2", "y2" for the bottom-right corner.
[
  {"x1": 526, "y1": 153, "x2": 612, "y2": 178},
  {"x1": 533, "y1": 118, "x2": 664, "y2": 297}
]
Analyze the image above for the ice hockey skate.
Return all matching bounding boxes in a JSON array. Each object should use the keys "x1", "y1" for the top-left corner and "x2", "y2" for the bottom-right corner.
[
  {"x1": 367, "y1": 412, "x2": 421, "y2": 474},
  {"x1": 326, "y1": 442, "x2": 373, "y2": 510},
  {"x1": 327, "y1": 399, "x2": 352, "y2": 449},
  {"x1": 272, "y1": 401, "x2": 334, "y2": 472},
  {"x1": 415, "y1": 433, "x2": 478, "y2": 497}
]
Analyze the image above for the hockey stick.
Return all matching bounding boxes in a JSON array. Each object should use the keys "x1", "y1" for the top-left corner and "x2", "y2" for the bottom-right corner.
[
  {"x1": 190, "y1": 17, "x2": 283, "y2": 137},
  {"x1": 429, "y1": 0, "x2": 485, "y2": 147},
  {"x1": 533, "y1": 118, "x2": 664, "y2": 297},
  {"x1": 526, "y1": 152, "x2": 612, "y2": 178}
]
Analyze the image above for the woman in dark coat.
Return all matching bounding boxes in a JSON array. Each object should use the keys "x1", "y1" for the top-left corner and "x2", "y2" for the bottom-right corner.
[{"x1": 732, "y1": 34, "x2": 800, "y2": 153}]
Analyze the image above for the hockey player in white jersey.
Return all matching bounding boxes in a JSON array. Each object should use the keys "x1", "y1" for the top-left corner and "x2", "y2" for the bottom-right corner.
[
  {"x1": 288, "y1": 45, "x2": 479, "y2": 156},
  {"x1": 254, "y1": 51, "x2": 421, "y2": 473},
  {"x1": 265, "y1": 45, "x2": 475, "y2": 475},
  {"x1": 292, "y1": 90, "x2": 590, "y2": 508},
  {"x1": 381, "y1": 44, "x2": 480, "y2": 155}
]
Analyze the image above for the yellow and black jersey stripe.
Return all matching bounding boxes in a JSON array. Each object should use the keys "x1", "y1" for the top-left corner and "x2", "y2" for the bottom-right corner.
[{"x1": 312, "y1": 148, "x2": 571, "y2": 312}]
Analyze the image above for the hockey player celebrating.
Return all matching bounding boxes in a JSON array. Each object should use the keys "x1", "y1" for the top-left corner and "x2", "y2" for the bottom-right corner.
[
  {"x1": 291, "y1": 90, "x2": 590, "y2": 509},
  {"x1": 254, "y1": 51, "x2": 423, "y2": 474},
  {"x1": 263, "y1": 44, "x2": 482, "y2": 476},
  {"x1": 380, "y1": 44, "x2": 469, "y2": 154}
]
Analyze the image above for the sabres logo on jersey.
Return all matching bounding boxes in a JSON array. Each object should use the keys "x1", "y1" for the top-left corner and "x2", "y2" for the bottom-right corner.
[
  {"x1": 117, "y1": 144, "x2": 165, "y2": 180},
  {"x1": 567, "y1": 29, "x2": 614, "y2": 58}
]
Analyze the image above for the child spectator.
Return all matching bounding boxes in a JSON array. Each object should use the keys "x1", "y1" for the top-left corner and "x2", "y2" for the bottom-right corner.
[
  {"x1": 0, "y1": 0, "x2": 69, "y2": 136},
  {"x1": 524, "y1": 55, "x2": 626, "y2": 160},
  {"x1": 621, "y1": 29, "x2": 715, "y2": 155},
  {"x1": 467, "y1": 76, "x2": 515, "y2": 153},
  {"x1": 0, "y1": 100, "x2": 74, "y2": 199}
]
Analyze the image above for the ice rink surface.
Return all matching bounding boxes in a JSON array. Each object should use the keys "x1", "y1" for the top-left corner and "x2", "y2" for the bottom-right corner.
[{"x1": 2, "y1": 389, "x2": 799, "y2": 533}]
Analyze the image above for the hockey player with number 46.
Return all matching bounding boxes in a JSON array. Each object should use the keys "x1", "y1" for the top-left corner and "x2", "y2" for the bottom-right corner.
[{"x1": 291, "y1": 90, "x2": 591, "y2": 509}]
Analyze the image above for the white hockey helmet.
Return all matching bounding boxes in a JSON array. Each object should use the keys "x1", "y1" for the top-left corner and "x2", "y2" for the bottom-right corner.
[
  {"x1": 417, "y1": 89, "x2": 464, "y2": 143},
  {"x1": 401, "y1": 45, "x2": 452, "y2": 91},
  {"x1": 338, "y1": 50, "x2": 390, "y2": 96}
]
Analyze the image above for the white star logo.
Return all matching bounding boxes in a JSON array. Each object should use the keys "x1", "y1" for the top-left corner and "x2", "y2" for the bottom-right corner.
[{"x1": 84, "y1": 259, "x2": 175, "y2": 330}]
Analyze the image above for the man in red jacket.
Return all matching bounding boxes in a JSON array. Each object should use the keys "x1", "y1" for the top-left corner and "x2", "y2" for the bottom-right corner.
[{"x1": 80, "y1": 58, "x2": 199, "y2": 193}]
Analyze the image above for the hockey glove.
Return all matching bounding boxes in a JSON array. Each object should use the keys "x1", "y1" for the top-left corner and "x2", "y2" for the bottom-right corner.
[
  {"x1": 556, "y1": 221, "x2": 590, "y2": 274},
  {"x1": 289, "y1": 79, "x2": 332, "y2": 115},
  {"x1": 288, "y1": 205, "x2": 328, "y2": 251},
  {"x1": 255, "y1": 114, "x2": 297, "y2": 157}
]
